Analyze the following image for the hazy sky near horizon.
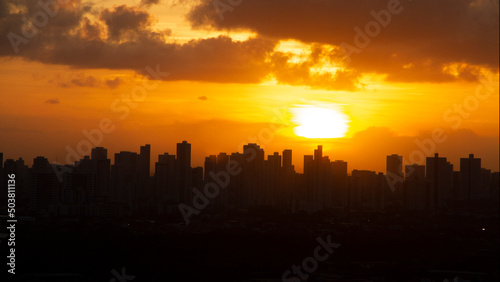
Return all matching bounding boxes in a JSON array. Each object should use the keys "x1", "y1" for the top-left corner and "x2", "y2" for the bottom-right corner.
[{"x1": 0, "y1": 0, "x2": 498, "y2": 172}]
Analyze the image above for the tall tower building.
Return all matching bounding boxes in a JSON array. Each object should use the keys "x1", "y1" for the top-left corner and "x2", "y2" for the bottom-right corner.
[
  {"x1": 139, "y1": 144, "x2": 152, "y2": 200},
  {"x1": 177, "y1": 141, "x2": 191, "y2": 168},
  {"x1": 91, "y1": 147, "x2": 111, "y2": 200},
  {"x1": 140, "y1": 144, "x2": 151, "y2": 179},
  {"x1": 332, "y1": 160, "x2": 348, "y2": 207},
  {"x1": 282, "y1": 150, "x2": 294, "y2": 174},
  {"x1": 426, "y1": 153, "x2": 453, "y2": 209},
  {"x1": 459, "y1": 154, "x2": 481, "y2": 201},
  {"x1": 386, "y1": 154, "x2": 403, "y2": 180},
  {"x1": 176, "y1": 141, "x2": 192, "y2": 203}
]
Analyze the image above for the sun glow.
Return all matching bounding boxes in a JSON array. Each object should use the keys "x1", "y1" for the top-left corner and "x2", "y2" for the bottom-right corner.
[{"x1": 292, "y1": 104, "x2": 350, "y2": 138}]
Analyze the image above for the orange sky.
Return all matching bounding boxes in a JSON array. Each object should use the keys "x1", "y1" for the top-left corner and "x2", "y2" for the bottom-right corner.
[{"x1": 0, "y1": 0, "x2": 498, "y2": 173}]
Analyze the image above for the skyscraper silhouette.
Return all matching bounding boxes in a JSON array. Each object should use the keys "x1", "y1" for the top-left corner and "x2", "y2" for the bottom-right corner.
[
  {"x1": 426, "y1": 153, "x2": 453, "y2": 209},
  {"x1": 459, "y1": 154, "x2": 481, "y2": 202},
  {"x1": 177, "y1": 141, "x2": 192, "y2": 203}
]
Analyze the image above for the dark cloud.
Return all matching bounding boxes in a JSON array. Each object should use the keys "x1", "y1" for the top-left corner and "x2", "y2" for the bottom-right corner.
[
  {"x1": 2, "y1": 0, "x2": 494, "y2": 90},
  {"x1": 100, "y1": 5, "x2": 154, "y2": 39},
  {"x1": 198, "y1": 96, "x2": 208, "y2": 100},
  {"x1": 187, "y1": 0, "x2": 499, "y2": 83},
  {"x1": 70, "y1": 75, "x2": 99, "y2": 87},
  {"x1": 48, "y1": 73, "x2": 122, "y2": 88},
  {"x1": 105, "y1": 77, "x2": 122, "y2": 89},
  {"x1": 0, "y1": 2, "x2": 280, "y2": 85},
  {"x1": 45, "y1": 98, "x2": 60, "y2": 104},
  {"x1": 140, "y1": 0, "x2": 161, "y2": 7}
]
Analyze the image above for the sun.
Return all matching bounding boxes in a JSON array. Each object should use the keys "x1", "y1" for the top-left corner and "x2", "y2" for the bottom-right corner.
[{"x1": 291, "y1": 104, "x2": 350, "y2": 138}]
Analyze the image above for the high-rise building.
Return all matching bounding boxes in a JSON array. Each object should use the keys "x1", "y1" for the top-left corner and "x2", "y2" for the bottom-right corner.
[
  {"x1": 387, "y1": 154, "x2": 403, "y2": 180},
  {"x1": 332, "y1": 160, "x2": 348, "y2": 207},
  {"x1": 177, "y1": 141, "x2": 191, "y2": 168},
  {"x1": 283, "y1": 149, "x2": 293, "y2": 174},
  {"x1": 404, "y1": 164, "x2": 428, "y2": 210},
  {"x1": 459, "y1": 154, "x2": 481, "y2": 201},
  {"x1": 405, "y1": 164, "x2": 425, "y2": 181},
  {"x1": 426, "y1": 153, "x2": 453, "y2": 209},
  {"x1": 91, "y1": 147, "x2": 111, "y2": 200},
  {"x1": 386, "y1": 155, "x2": 404, "y2": 203},
  {"x1": 139, "y1": 144, "x2": 151, "y2": 178},
  {"x1": 350, "y1": 170, "x2": 378, "y2": 209},
  {"x1": 155, "y1": 153, "x2": 177, "y2": 203},
  {"x1": 243, "y1": 143, "x2": 264, "y2": 205},
  {"x1": 266, "y1": 152, "x2": 282, "y2": 205},
  {"x1": 111, "y1": 151, "x2": 139, "y2": 208},
  {"x1": 314, "y1": 145, "x2": 322, "y2": 162},
  {"x1": 30, "y1": 156, "x2": 61, "y2": 216},
  {"x1": 176, "y1": 141, "x2": 192, "y2": 203},
  {"x1": 139, "y1": 145, "x2": 152, "y2": 201}
]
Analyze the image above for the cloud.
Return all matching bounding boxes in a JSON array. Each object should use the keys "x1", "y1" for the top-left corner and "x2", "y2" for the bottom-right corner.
[
  {"x1": 105, "y1": 77, "x2": 122, "y2": 89},
  {"x1": 48, "y1": 73, "x2": 123, "y2": 88},
  {"x1": 1, "y1": 0, "x2": 496, "y2": 90},
  {"x1": 187, "y1": 0, "x2": 499, "y2": 83},
  {"x1": 198, "y1": 96, "x2": 208, "y2": 100},
  {"x1": 100, "y1": 5, "x2": 155, "y2": 39},
  {"x1": 0, "y1": 1, "x2": 357, "y2": 91},
  {"x1": 45, "y1": 98, "x2": 60, "y2": 104},
  {"x1": 270, "y1": 44, "x2": 360, "y2": 91},
  {"x1": 0, "y1": 2, "x2": 278, "y2": 84},
  {"x1": 140, "y1": 0, "x2": 161, "y2": 7}
]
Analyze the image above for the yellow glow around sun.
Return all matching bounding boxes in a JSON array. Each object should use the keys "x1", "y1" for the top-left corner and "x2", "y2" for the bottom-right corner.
[{"x1": 292, "y1": 104, "x2": 350, "y2": 138}]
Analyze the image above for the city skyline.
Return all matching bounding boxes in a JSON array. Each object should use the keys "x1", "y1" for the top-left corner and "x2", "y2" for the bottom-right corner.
[
  {"x1": 1, "y1": 1, "x2": 498, "y2": 280},
  {"x1": 2, "y1": 141, "x2": 497, "y2": 223},
  {"x1": 1, "y1": 141, "x2": 499, "y2": 176}
]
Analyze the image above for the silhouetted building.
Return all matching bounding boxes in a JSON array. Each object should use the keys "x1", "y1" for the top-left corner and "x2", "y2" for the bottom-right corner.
[
  {"x1": 111, "y1": 151, "x2": 139, "y2": 211},
  {"x1": 405, "y1": 164, "x2": 425, "y2": 182},
  {"x1": 426, "y1": 153, "x2": 453, "y2": 209},
  {"x1": 350, "y1": 170, "x2": 379, "y2": 210},
  {"x1": 30, "y1": 156, "x2": 61, "y2": 216},
  {"x1": 403, "y1": 164, "x2": 428, "y2": 210},
  {"x1": 387, "y1": 154, "x2": 403, "y2": 180},
  {"x1": 243, "y1": 143, "x2": 264, "y2": 206},
  {"x1": 155, "y1": 153, "x2": 177, "y2": 206},
  {"x1": 459, "y1": 154, "x2": 481, "y2": 202},
  {"x1": 139, "y1": 144, "x2": 151, "y2": 198},
  {"x1": 91, "y1": 147, "x2": 111, "y2": 201},
  {"x1": 177, "y1": 141, "x2": 192, "y2": 203},
  {"x1": 332, "y1": 160, "x2": 348, "y2": 207}
]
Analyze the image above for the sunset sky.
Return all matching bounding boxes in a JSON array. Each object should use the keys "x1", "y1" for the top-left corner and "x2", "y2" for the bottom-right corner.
[{"x1": 0, "y1": 0, "x2": 498, "y2": 173}]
